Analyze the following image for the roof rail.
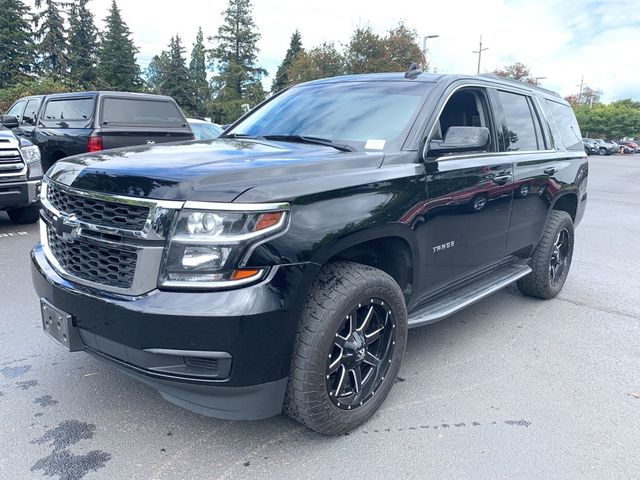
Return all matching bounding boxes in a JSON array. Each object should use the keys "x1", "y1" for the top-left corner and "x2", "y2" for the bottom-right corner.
[{"x1": 478, "y1": 73, "x2": 561, "y2": 98}]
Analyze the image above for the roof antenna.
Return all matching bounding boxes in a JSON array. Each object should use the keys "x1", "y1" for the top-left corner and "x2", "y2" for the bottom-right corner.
[{"x1": 404, "y1": 63, "x2": 423, "y2": 79}]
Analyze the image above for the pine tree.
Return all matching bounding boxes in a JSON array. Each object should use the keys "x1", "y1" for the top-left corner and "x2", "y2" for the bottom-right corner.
[
  {"x1": 98, "y1": 0, "x2": 142, "y2": 91},
  {"x1": 68, "y1": 0, "x2": 99, "y2": 89},
  {"x1": 209, "y1": 0, "x2": 266, "y2": 123},
  {"x1": 271, "y1": 30, "x2": 302, "y2": 93},
  {"x1": 34, "y1": 0, "x2": 68, "y2": 79},
  {"x1": 160, "y1": 35, "x2": 195, "y2": 113},
  {"x1": 145, "y1": 51, "x2": 168, "y2": 94},
  {"x1": 0, "y1": 0, "x2": 35, "y2": 87},
  {"x1": 189, "y1": 27, "x2": 209, "y2": 116}
]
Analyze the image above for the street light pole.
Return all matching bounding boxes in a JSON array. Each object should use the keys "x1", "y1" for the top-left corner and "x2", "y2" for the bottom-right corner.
[
  {"x1": 472, "y1": 35, "x2": 489, "y2": 74},
  {"x1": 422, "y1": 34, "x2": 439, "y2": 68},
  {"x1": 534, "y1": 76, "x2": 547, "y2": 86}
]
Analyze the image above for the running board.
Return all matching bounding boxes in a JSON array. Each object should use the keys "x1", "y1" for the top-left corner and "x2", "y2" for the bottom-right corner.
[{"x1": 407, "y1": 262, "x2": 532, "y2": 329}]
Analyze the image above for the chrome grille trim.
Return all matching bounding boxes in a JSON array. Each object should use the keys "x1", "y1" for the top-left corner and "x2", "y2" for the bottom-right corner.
[
  {"x1": 0, "y1": 136, "x2": 27, "y2": 178},
  {"x1": 40, "y1": 178, "x2": 184, "y2": 296}
]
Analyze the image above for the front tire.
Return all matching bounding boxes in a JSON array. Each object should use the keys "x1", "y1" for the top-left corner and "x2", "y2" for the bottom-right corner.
[
  {"x1": 7, "y1": 204, "x2": 40, "y2": 224},
  {"x1": 517, "y1": 210, "x2": 574, "y2": 299},
  {"x1": 284, "y1": 262, "x2": 408, "y2": 435}
]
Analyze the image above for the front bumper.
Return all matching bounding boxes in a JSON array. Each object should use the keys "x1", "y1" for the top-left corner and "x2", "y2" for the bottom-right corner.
[
  {"x1": 0, "y1": 179, "x2": 40, "y2": 210},
  {"x1": 31, "y1": 242, "x2": 318, "y2": 420}
]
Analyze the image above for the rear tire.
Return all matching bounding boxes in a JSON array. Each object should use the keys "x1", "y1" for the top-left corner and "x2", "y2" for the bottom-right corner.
[
  {"x1": 284, "y1": 262, "x2": 408, "y2": 435},
  {"x1": 517, "y1": 210, "x2": 574, "y2": 299},
  {"x1": 7, "y1": 204, "x2": 40, "y2": 224}
]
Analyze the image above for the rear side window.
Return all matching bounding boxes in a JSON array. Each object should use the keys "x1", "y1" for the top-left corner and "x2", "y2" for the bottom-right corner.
[
  {"x1": 22, "y1": 98, "x2": 42, "y2": 125},
  {"x1": 101, "y1": 98, "x2": 185, "y2": 127},
  {"x1": 43, "y1": 98, "x2": 94, "y2": 121},
  {"x1": 497, "y1": 91, "x2": 539, "y2": 151},
  {"x1": 545, "y1": 100, "x2": 583, "y2": 151}
]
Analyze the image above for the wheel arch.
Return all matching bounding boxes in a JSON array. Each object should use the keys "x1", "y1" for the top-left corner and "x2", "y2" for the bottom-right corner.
[
  {"x1": 308, "y1": 224, "x2": 420, "y2": 305},
  {"x1": 551, "y1": 192, "x2": 578, "y2": 223}
]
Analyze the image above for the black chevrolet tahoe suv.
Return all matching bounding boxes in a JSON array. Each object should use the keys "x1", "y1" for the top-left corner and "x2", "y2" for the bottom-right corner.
[
  {"x1": 5, "y1": 91, "x2": 194, "y2": 170},
  {"x1": 0, "y1": 116, "x2": 43, "y2": 224},
  {"x1": 31, "y1": 71, "x2": 588, "y2": 435}
]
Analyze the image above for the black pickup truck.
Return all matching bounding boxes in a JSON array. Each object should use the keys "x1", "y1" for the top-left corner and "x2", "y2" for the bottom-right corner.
[
  {"x1": 0, "y1": 116, "x2": 43, "y2": 224},
  {"x1": 31, "y1": 71, "x2": 588, "y2": 435},
  {"x1": 5, "y1": 91, "x2": 194, "y2": 170}
]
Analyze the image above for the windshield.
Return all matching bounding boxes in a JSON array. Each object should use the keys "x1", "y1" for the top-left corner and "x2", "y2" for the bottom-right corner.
[{"x1": 227, "y1": 81, "x2": 433, "y2": 149}]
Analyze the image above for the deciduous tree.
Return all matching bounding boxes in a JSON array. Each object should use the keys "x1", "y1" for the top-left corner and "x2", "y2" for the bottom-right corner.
[
  {"x1": 493, "y1": 62, "x2": 536, "y2": 84},
  {"x1": 287, "y1": 42, "x2": 344, "y2": 85}
]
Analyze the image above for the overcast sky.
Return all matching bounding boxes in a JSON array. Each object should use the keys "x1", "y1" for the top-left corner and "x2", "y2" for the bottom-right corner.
[{"x1": 30, "y1": 0, "x2": 640, "y2": 102}]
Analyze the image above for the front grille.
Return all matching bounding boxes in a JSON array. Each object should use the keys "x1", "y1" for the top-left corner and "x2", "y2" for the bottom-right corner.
[
  {"x1": 47, "y1": 227, "x2": 137, "y2": 289},
  {"x1": 0, "y1": 148, "x2": 24, "y2": 175},
  {"x1": 47, "y1": 181, "x2": 150, "y2": 231}
]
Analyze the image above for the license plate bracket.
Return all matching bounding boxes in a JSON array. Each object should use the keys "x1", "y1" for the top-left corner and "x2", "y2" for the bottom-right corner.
[{"x1": 40, "y1": 298, "x2": 83, "y2": 352}]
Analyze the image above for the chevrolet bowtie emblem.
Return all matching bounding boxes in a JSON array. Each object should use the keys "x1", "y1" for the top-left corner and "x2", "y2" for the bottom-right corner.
[{"x1": 54, "y1": 214, "x2": 82, "y2": 243}]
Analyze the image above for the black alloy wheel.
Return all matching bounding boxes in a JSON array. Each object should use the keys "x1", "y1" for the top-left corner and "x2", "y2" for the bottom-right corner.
[
  {"x1": 549, "y1": 228, "x2": 570, "y2": 286},
  {"x1": 326, "y1": 298, "x2": 395, "y2": 410}
]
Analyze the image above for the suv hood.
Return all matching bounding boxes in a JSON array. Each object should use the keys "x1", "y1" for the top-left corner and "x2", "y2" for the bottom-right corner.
[{"x1": 47, "y1": 138, "x2": 384, "y2": 202}]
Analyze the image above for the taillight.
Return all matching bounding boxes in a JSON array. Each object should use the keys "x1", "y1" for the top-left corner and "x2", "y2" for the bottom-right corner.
[{"x1": 87, "y1": 135, "x2": 103, "y2": 152}]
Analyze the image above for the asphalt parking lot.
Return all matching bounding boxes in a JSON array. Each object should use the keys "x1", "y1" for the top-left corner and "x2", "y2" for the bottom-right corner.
[{"x1": 1, "y1": 155, "x2": 639, "y2": 480}]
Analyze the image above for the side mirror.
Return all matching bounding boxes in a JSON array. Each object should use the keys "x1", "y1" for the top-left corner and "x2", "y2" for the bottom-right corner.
[
  {"x1": 426, "y1": 126, "x2": 490, "y2": 157},
  {"x1": 0, "y1": 115, "x2": 19, "y2": 129}
]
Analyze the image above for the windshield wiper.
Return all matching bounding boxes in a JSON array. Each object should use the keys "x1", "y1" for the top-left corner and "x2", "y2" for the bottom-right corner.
[
  {"x1": 219, "y1": 133, "x2": 259, "y2": 139},
  {"x1": 262, "y1": 135, "x2": 356, "y2": 152}
]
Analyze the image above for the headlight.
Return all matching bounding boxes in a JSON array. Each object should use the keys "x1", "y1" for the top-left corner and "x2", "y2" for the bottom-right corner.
[
  {"x1": 159, "y1": 203, "x2": 289, "y2": 288},
  {"x1": 21, "y1": 145, "x2": 41, "y2": 164}
]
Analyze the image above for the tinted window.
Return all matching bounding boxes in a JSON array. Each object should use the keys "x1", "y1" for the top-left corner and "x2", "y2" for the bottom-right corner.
[
  {"x1": 497, "y1": 91, "x2": 539, "y2": 151},
  {"x1": 229, "y1": 81, "x2": 432, "y2": 146},
  {"x1": 22, "y1": 98, "x2": 42, "y2": 125},
  {"x1": 101, "y1": 98, "x2": 185, "y2": 127},
  {"x1": 43, "y1": 98, "x2": 94, "y2": 121},
  {"x1": 6, "y1": 100, "x2": 26, "y2": 121},
  {"x1": 546, "y1": 100, "x2": 583, "y2": 151}
]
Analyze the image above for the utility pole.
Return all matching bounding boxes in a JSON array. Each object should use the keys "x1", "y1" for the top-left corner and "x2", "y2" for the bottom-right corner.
[
  {"x1": 472, "y1": 35, "x2": 489, "y2": 74},
  {"x1": 577, "y1": 75, "x2": 584, "y2": 104}
]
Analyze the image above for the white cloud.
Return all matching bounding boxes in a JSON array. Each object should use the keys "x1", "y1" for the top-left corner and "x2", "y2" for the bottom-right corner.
[{"x1": 26, "y1": 0, "x2": 640, "y2": 101}]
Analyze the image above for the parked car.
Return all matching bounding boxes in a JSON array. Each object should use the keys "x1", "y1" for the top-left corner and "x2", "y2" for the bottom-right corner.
[
  {"x1": 187, "y1": 118, "x2": 223, "y2": 140},
  {"x1": 32, "y1": 71, "x2": 588, "y2": 435},
  {"x1": 4, "y1": 92, "x2": 194, "y2": 170},
  {"x1": 583, "y1": 138, "x2": 598, "y2": 155},
  {"x1": 617, "y1": 143, "x2": 635, "y2": 154},
  {"x1": 594, "y1": 138, "x2": 615, "y2": 155},
  {"x1": 0, "y1": 115, "x2": 43, "y2": 224},
  {"x1": 619, "y1": 141, "x2": 640, "y2": 153}
]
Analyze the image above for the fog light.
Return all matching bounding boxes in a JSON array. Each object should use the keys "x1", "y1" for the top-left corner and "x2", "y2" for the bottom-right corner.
[{"x1": 181, "y1": 246, "x2": 224, "y2": 269}]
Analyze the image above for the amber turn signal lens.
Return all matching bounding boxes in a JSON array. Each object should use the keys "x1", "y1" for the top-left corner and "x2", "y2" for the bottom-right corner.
[
  {"x1": 254, "y1": 212, "x2": 282, "y2": 231},
  {"x1": 230, "y1": 268, "x2": 261, "y2": 280}
]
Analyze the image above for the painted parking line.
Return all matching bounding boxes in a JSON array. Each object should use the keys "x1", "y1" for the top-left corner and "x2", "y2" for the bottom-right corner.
[{"x1": 0, "y1": 231, "x2": 30, "y2": 239}]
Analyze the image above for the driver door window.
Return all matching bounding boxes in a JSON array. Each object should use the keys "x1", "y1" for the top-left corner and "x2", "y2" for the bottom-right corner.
[{"x1": 429, "y1": 89, "x2": 495, "y2": 156}]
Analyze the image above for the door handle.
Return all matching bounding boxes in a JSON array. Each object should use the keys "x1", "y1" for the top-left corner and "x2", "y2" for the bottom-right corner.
[
  {"x1": 492, "y1": 174, "x2": 512, "y2": 185},
  {"x1": 544, "y1": 167, "x2": 558, "y2": 175}
]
